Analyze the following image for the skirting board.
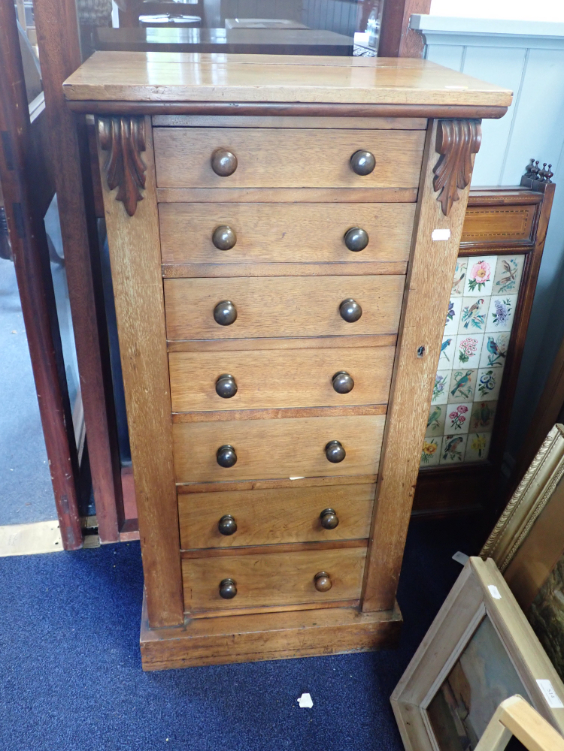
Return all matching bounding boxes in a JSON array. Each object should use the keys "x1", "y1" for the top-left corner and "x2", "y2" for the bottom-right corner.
[{"x1": 140, "y1": 593, "x2": 402, "y2": 671}]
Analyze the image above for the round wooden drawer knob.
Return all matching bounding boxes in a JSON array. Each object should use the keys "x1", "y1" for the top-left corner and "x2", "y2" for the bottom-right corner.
[
  {"x1": 217, "y1": 444, "x2": 237, "y2": 468},
  {"x1": 332, "y1": 371, "x2": 354, "y2": 394},
  {"x1": 319, "y1": 508, "x2": 339, "y2": 530},
  {"x1": 344, "y1": 227, "x2": 369, "y2": 252},
  {"x1": 216, "y1": 373, "x2": 238, "y2": 399},
  {"x1": 314, "y1": 571, "x2": 332, "y2": 592},
  {"x1": 350, "y1": 150, "x2": 376, "y2": 176},
  {"x1": 212, "y1": 225, "x2": 237, "y2": 250},
  {"x1": 325, "y1": 440, "x2": 346, "y2": 463},
  {"x1": 218, "y1": 514, "x2": 237, "y2": 536},
  {"x1": 339, "y1": 298, "x2": 362, "y2": 323},
  {"x1": 214, "y1": 300, "x2": 237, "y2": 326},
  {"x1": 219, "y1": 578, "x2": 237, "y2": 599},
  {"x1": 211, "y1": 148, "x2": 238, "y2": 177}
]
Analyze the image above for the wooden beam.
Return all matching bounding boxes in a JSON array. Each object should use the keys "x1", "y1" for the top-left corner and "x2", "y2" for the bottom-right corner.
[
  {"x1": 378, "y1": 0, "x2": 432, "y2": 58},
  {"x1": 0, "y1": 0, "x2": 82, "y2": 549},
  {"x1": 32, "y1": 0, "x2": 124, "y2": 542}
]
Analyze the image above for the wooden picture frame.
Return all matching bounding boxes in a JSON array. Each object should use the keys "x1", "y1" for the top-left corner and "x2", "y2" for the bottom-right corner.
[
  {"x1": 482, "y1": 424, "x2": 564, "y2": 680},
  {"x1": 475, "y1": 695, "x2": 564, "y2": 751},
  {"x1": 391, "y1": 557, "x2": 564, "y2": 751}
]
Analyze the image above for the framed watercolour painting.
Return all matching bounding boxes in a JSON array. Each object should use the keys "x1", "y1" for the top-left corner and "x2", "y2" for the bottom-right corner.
[{"x1": 391, "y1": 558, "x2": 564, "y2": 751}]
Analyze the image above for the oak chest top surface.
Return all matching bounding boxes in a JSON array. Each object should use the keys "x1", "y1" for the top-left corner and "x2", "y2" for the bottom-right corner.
[{"x1": 63, "y1": 52, "x2": 512, "y2": 108}]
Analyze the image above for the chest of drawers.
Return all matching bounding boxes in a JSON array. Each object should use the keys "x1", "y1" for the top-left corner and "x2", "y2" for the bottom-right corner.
[{"x1": 64, "y1": 53, "x2": 511, "y2": 670}]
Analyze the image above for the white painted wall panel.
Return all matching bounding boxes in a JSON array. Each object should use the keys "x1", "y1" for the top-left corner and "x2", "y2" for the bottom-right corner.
[{"x1": 425, "y1": 44, "x2": 464, "y2": 70}]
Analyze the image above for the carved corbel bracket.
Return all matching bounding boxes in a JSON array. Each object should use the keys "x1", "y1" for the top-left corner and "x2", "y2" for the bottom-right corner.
[
  {"x1": 433, "y1": 120, "x2": 482, "y2": 216},
  {"x1": 98, "y1": 116, "x2": 147, "y2": 217}
]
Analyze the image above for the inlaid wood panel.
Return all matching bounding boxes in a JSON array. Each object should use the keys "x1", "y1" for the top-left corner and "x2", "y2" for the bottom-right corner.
[
  {"x1": 159, "y1": 203, "x2": 416, "y2": 267},
  {"x1": 169, "y1": 346, "x2": 395, "y2": 413},
  {"x1": 153, "y1": 128, "x2": 425, "y2": 189},
  {"x1": 173, "y1": 414, "x2": 385, "y2": 482},
  {"x1": 164, "y1": 276, "x2": 405, "y2": 341},
  {"x1": 461, "y1": 205, "x2": 536, "y2": 245},
  {"x1": 178, "y1": 483, "x2": 375, "y2": 549},
  {"x1": 182, "y1": 546, "x2": 367, "y2": 613}
]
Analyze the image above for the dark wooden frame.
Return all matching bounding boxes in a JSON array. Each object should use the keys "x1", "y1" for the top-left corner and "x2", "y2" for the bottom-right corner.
[
  {"x1": 0, "y1": 0, "x2": 82, "y2": 548},
  {"x1": 413, "y1": 182, "x2": 555, "y2": 519},
  {"x1": 378, "y1": 0, "x2": 432, "y2": 58}
]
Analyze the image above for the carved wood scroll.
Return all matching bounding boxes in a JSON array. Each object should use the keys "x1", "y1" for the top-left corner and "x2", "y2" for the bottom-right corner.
[
  {"x1": 98, "y1": 116, "x2": 147, "y2": 216},
  {"x1": 433, "y1": 119, "x2": 482, "y2": 216}
]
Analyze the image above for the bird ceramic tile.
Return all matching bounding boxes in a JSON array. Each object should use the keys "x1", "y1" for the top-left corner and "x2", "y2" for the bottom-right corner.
[
  {"x1": 426, "y1": 404, "x2": 446, "y2": 437},
  {"x1": 440, "y1": 434, "x2": 467, "y2": 464},
  {"x1": 463, "y1": 256, "x2": 496, "y2": 297},
  {"x1": 493, "y1": 255, "x2": 524, "y2": 295},
  {"x1": 476, "y1": 368, "x2": 502, "y2": 401},
  {"x1": 444, "y1": 297, "x2": 462, "y2": 336},
  {"x1": 451, "y1": 258, "x2": 468, "y2": 297},
  {"x1": 455, "y1": 334, "x2": 483, "y2": 369},
  {"x1": 432, "y1": 371, "x2": 450, "y2": 405},
  {"x1": 479, "y1": 332, "x2": 510, "y2": 369},
  {"x1": 458, "y1": 296, "x2": 488, "y2": 333},
  {"x1": 486, "y1": 295, "x2": 517, "y2": 333},
  {"x1": 465, "y1": 432, "x2": 491, "y2": 462},
  {"x1": 470, "y1": 401, "x2": 497, "y2": 432},
  {"x1": 449, "y1": 369, "x2": 476, "y2": 403},
  {"x1": 421, "y1": 437, "x2": 440, "y2": 467},
  {"x1": 445, "y1": 402, "x2": 471, "y2": 434},
  {"x1": 439, "y1": 336, "x2": 455, "y2": 365}
]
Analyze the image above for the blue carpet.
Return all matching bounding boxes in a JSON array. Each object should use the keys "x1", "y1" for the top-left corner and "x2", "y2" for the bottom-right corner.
[{"x1": 0, "y1": 519, "x2": 476, "y2": 750}]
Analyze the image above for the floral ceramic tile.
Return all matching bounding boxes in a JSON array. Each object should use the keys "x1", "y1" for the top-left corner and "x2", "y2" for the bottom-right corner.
[
  {"x1": 465, "y1": 432, "x2": 491, "y2": 462},
  {"x1": 448, "y1": 369, "x2": 476, "y2": 403},
  {"x1": 479, "y1": 332, "x2": 510, "y2": 369},
  {"x1": 445, "y1": 402, "x2": 471, "y2": 434},
  {"x1": 426, "y1": 404, "x2": 446, "y2": 437},
  {"x1": 470, "y1": 400, "x2": 497, "y2": 432},
  {"x1": 440, "y1": 434, "x2": 467, "y2": 464},
  {"x1": 451, "y1": 258, "x2": 468, "y2": 297},
  {"x1": 421, "y1": 436, "x2": 441, "y2": 467},
  {"x1": 463, "y1": 256, "x2": 496, "y2": 297},
  {"x1": 458, "y1": 296, "x2": 488, "y2": 333},
  {"x1": 494, "y1": 255, "x2": 525, "y2": 295},
  {"x1": 439, "y1": 335, "x2": 455, "y2": 365},
  {"x1": 432, "y1": 370, "x2": 450, "y2": 405},
  {"x1": 444, "y1": 297, "x2": 462, "y2": 336},
  {"x1": 476, "y1": 368, "x2": 501, "y2": 401},
  {"x1": 486, "y1": 295, "x2": 517, "y2": 333},
  {"x1": 455, "y1": 334, "x2": 483, "y2": 369}
]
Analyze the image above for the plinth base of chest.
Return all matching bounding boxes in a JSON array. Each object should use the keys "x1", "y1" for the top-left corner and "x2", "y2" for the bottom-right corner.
[{"x1": 140, "y1": 593, "x2": 402, "y2": 671}]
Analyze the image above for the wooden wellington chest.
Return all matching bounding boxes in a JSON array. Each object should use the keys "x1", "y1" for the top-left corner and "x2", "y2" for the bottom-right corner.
[{"x1": 63, "y1": 53, "x2": 512, "y2": 670}]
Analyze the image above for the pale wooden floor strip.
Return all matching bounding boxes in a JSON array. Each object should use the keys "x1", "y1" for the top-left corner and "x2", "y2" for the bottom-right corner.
[{"x1": 0, "y1": 520, "x2": 64, "y2": 557}]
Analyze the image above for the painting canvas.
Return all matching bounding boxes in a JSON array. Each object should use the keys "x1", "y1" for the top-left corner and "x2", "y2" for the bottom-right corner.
[
  {"x1": 427, "y1": 617, "x2": 528, "y2": 750},
  {"x1": 421, "y1": 254, "x2": 525, "y2": 467},
  {"x1": 529, "y1": 555, "x2": 564, "y2": 681}
]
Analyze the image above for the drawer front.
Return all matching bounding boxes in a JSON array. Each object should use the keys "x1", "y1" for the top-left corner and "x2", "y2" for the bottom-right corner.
[
  {"x1": 159, "y1": 203, "x2": 416, "y2": 266},
  {"x1": 153, "y1": 128, "x2": 425, "y2": 189},
  {"x1": 182, "y1": 546, "x2": 366, "y2": 612},
  {"x1": 178, "y1": 483, "x2": 375, "y2": 549},
  {"x1": 173, "y1": 414, "x2": 384, "y2": 483},
  {"x1": 170, "y1": 346, "x2": 395, "y2": 413},
  {"x1": 164, "y1": 275, "x2": 404, "y2": 340}
]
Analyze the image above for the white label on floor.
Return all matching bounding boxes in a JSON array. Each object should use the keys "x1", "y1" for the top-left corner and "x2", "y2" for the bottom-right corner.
[
  {"x1": 452, "y1": 551, "x2": 469, "y2": 566},
  {"x1": 537, "y1": 680, "x2": 564, "y2": 708},
  {"x1": 297, "y1": 693, "x2": 313, "y2": 709}
]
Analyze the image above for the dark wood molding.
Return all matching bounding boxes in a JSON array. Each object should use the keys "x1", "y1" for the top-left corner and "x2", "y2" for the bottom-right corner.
[
  {"x1": 433, "y1": 120, "x2": 482, "y2": 216},
  {"x1": 378, "y1": 0, "x2": 432, "y2": 58},
  {"x1": 0, "y1": 0, "x2": 82, "y2": 549},
  {"x1": 66, "y1": 100, "x2": 509, "y2": 121},
  {"x1": 98, "y1": 116, "x2": 147, "y2": 217}
]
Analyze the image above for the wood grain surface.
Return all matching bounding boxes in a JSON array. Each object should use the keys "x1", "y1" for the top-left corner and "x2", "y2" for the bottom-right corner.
[
  {"x1": 154, "y1": 127, "x2": 425, "y2": 189},
  {"x1": 169, "y1": 346, "x2": 395, "y2": 412},
  {"x1": 152, "y1": 114, "x2": 427, "y2": 129},
  {"x1": 63, "y1": 52, "x2": 513, "y2": 108},
  {"x1": 159, "y1": 203, "x2": 416, "y2": 266},
  {"x1": 182, "y1": 546, "x2": 367, "y2": 612},
  {"x1": 164, "y1": 275, "x2": 405, "y2": 340},
  {"x1": 157, "y1": 187, "x2": 418, "y2": 204},
  {"x1": 172, "y1": 414, "x2": 385, "y2": 482},
  {"x1": 178, "y1": 483, "x2": 375, "y2": 549},
  {"x1": 168, "y1": 334, "x2": 397, "y2": 352},
  {"x1": 99, "y1": 117, "x2": 184, "y2": 627}
]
